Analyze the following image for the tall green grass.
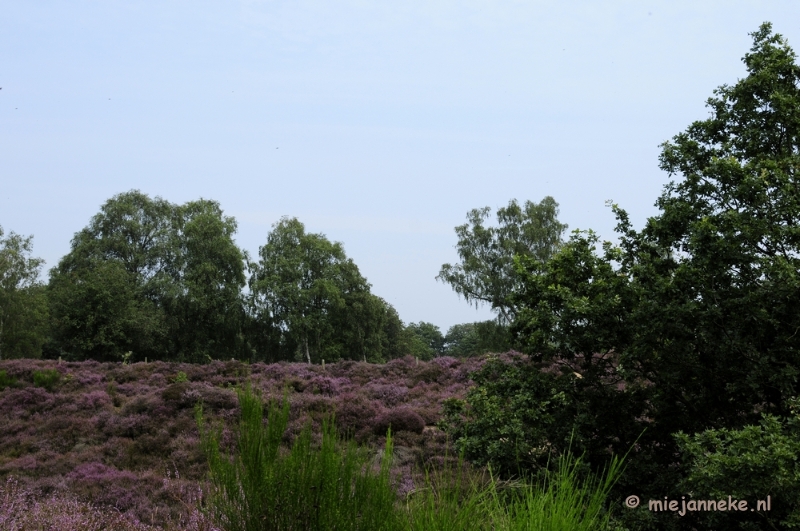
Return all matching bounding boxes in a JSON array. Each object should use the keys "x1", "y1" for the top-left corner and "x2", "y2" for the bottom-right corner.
[
  {"x1": 196, "y1": 384, "x2": 401, "y2": 531},
  {"x1": 403, "y1": 452, "x2": 498, "y2": 531},
  {"x1": 486, "y1": 451, "x2": 625, "y2": 531},
  {"x1": 196, "y1": 384, "x2": 625, "y2": 531},
  {"x1": 402, "y1": 447, "x2": 623, "y2": 531}
]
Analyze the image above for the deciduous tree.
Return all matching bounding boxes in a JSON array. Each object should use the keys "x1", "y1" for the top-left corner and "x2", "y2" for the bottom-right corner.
[
  {"x1": 48, "y1": 191, "x2": 247, "y2": 361},
  {"x1": 437, "y1": 197, "x2": 567, "y2": 323},
  {"x1": 249, "y1": 217, "x2": 397, "y2": 363},
  {"x1": 0, "y1": 227, "x2": 48, "y2": 359},
  {"x1": 446, "y1": 23, "x2": 800, "y2": 530}
]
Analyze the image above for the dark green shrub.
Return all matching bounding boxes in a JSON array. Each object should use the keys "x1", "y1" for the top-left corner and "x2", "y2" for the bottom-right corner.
[
  {"x1": 675, "y1": 404, "x2": 800, "y2": 530},
  {"x1": 32, "y1": 369, "x2": 60, "y2": 391}
]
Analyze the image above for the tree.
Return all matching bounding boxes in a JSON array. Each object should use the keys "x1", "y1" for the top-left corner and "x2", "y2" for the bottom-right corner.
[
  {"x1": 48, "y1": 191, "x2": 247, "y2": 362},
  {"x1": 378, "y1": 303, "x2": 408, "y2": 361},
  {"x1": 48, "y1": 258, "x2": 167, "y2": 361},
  {"x1": 443, "y1": 320, "x2": 511, "y2": 357},
  {"x1": 0, "y1": 227, "x2": 48, "y2": 359},
  {"x1": 404, "y1": 321, "x2": 444, "y2": 360},
  {"x1": 446, "y1": 23, "x2": 800, "y2": 530},
  {"x1": 249, "y1": 217, "x2": 396, "y2": 363},
  {"x1": 437, "y1": 197, "x2": 567, "y2": 323},
  {"x1": 165, "y1": 199, "x2": 247, "y2": 362},
  {"x1": 48, "y1": 191, "x2": 173, "y2": 361},
  {"x1": 444, "y1": 231, "x2": 643, "y2": 478}
]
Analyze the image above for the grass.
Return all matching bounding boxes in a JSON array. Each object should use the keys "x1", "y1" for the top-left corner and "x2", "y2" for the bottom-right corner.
[
  {"x1": 196, "y1": 383, "x2": 626, "y2": 531},
  {"x1": 486, "y1": 451, "x2": 625, "y2": 531},
  {"x1": 196, "y1": 383, "x2": 400, "y2": 531}
]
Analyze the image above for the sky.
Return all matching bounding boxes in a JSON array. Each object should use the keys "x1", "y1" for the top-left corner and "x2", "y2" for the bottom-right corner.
[{"x1": 2, "y1": 1, "x2": 799, "y2": 333}]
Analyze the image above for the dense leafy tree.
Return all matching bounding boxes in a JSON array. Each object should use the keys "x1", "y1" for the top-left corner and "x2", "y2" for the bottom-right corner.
[
  {"x1": 437, "y1": 197, "x2": 567, "y2": 323},
  {"x1": 248, "y1": 217, "x2": 398, "y2": 363},
  {"x1": 48, "y1": 191, "x2": 247, "y2": 362},
  {"x1": 0, "y1": 227, "x2": 49, "y2": 359},
  {"x1": 164, "y1": 199, "x2": 247, "y2": 362},
  {"x1": 48, "y1": 258, "x2": 167, "y2": 361},
  {"x1": 378, "y1": 304, "x2": 409, "y2": 361},
  {"x1": 443, "y1": 320, "x2": 511, "y2": 357},
  {"x1": 445, "y1": 23, "x2": 800, "y2": 531},
  {"x1": 443, "y1": 231, "x2": 643, "y2": 475},
  {"x1": 404, "y1": 321, "x2": 444, "y2": 360},
  {"x1": 48, "y1": 191, "x2": 173, "y2": 361}
]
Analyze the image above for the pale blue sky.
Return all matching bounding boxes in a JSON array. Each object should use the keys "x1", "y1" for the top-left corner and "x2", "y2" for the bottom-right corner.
[{"x1": 2, "y1": 1, "x2": 798, "y2": 332}]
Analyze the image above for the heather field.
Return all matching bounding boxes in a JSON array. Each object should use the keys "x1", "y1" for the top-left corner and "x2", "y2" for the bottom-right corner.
[{"x1": 0, "y1": 355, "x2": 495, "y2": 529}]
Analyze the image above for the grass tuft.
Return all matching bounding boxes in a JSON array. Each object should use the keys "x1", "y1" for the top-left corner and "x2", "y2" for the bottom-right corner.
[
  {"x1": 196, "y1": 383, "x2": 401, "y2": 531},
  {"x1": 32, "y1": 368, "x2": 60, "y2": 391}
]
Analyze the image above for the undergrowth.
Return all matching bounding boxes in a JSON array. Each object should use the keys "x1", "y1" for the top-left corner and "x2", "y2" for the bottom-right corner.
[{"x1": 196, "y1": 383, "x2": 626, "y2": 531}]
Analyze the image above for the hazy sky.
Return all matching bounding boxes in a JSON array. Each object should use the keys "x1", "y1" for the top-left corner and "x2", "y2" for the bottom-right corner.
[{"x1": 3, "y1": 1, "x2": 799, "y2": 332}]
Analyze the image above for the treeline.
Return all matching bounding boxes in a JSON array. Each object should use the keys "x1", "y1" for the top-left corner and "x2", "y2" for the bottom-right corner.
[{"x1": 0, "y1": 192, "x2": 510, "y2": 364}]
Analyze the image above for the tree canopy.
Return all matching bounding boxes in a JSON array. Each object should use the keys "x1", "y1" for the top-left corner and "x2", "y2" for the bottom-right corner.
[
  {"x1": 48, "y1": 191, "x2": 247, "y2": 362},
  {"x1": 0, "y1": 227, "x2": 48, "y2": 359},
  {"x1": 444, "y1": 23, "x2": 800, "y2": 530},
  {"x1": 437, "y1": 197, "x2": 567, "y2": 323},
  {"x1": 248, "y1": 217, "x2": 401, "y2": 364}
]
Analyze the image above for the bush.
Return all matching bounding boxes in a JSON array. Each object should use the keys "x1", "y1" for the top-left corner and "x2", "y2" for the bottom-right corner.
[
  {"x1": 675, "y1": 405, "x2": 800, "y2": 530},
  {"x1": 32, "y1": 369, "x2": 60, "y2": 391}
]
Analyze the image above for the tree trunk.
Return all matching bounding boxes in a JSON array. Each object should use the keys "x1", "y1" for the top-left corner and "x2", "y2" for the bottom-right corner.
[{"x1": 304, "y1": 337, "x2": 311, "y2": 365}]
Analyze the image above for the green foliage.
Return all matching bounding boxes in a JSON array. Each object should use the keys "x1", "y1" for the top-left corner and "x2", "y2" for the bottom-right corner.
[
  {"x1": 173, "y1": 371, "x2": 188, "y2": 383},
  {"x1": 490, "y1": 450, "x2": 625, "y2": 531},
  {"x1": 0, "y1": 226, "x2": 49, "y2": 359},
  {"x1": 401, "y1": 447, "x2": 624, "y2": 531},
  {"x1": 196, "y1": 383, "x2": 401, "y2": 531},
  {"x1": 168, "y1": 199, "x2": 249, "y2": 362},
  {"x1": 444, "y1": 321, "x2": 511, "y2": 357},
  {"x1": 450, "y1": 23, "x2": 800, "y2": 530},
  {"x1": 675, "y1": 400, "x2": 800, "y2": 530},
  {"x1": 32, "y1": 368, "x2": 60, "y2": 391},
  {"x1": 196, "y1": 383, "x2": 626, "y2": 531},
  {"x1": 47, "y1": 190, "x2": 248, "y2": 362},
  {"x1": 0, "y1": 369, "x2": 17, "y2": 390},
  {"x1": 405, "y1": 322, "x2": 444, "y2": 360},
  {"x1": 438, "y1": 197, "x2": 567, "y2": 323},
  {"x1": 379, "y1": 304, "x2": 409, "y2": 360},
  {"x1": 441, "y1": 354, "x2": 599, "y2": 478},
  {"x1": 404, "y1": 459, "x2": 495, "y2": 530},
  {"x1": 248, "y1": 217, "x2": 400, "y2": 363}
]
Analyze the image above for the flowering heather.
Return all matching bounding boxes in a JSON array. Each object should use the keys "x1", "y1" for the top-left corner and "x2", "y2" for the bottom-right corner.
[
  {"x1": 372, "y1": 408, "x2": 426, "y2": 435},
  {"x1": 366, "y1": 381, "x2": 409, "y2": 406},
  {"x1": 0, "y1": 475, "x2": 220, "y2": 531},
  {"x1": 0, "y1": 354, "x2": 491, "y2": 528}
]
